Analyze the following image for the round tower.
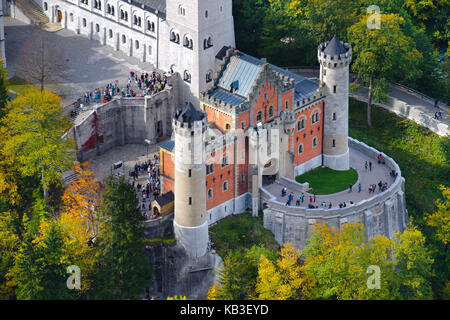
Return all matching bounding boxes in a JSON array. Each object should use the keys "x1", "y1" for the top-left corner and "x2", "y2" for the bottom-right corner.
[
  {"x1": 173, "y1": 102, "x2": 208, "y2": 258},
  {"x1": 318, "y1": 35, "x2": 352, "y2": 170}
]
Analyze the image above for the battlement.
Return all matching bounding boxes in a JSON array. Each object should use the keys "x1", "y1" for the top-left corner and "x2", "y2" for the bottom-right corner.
[{"x1": 317, "y1": 41, "x2": 352, "y2": 68}]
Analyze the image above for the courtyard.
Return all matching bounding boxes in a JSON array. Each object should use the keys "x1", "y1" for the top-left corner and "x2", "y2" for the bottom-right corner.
[{"x1": 4, "y1": 17, "x2": 155, "y2": 103}]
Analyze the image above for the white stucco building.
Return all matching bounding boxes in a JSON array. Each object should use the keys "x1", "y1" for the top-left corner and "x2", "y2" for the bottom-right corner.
[{"x1": 41, "y1": 0, "x2": 235, "y2": 105}]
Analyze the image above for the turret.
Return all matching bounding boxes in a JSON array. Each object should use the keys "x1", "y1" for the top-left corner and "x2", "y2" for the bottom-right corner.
[
  {"x1": 318, "y1": 35, "x2": 352, "y2": 170},
  {"x1": 172, "y1": 102, "x2": 208, "y2": 258}
]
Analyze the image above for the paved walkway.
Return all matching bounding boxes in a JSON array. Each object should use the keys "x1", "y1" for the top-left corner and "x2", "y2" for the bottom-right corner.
[
  {"x1": 263, "y1": 147, "x2": 397, "y2": 208},
  {"x1": 4, "y1": 17, "x2": 155, "y2": 103},
  {"x1": 290, "y1": 68, "x2": 449, "y2": 136}
]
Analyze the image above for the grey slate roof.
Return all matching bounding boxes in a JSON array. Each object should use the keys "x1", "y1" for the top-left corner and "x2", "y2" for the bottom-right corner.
[
  {"x1": 322, "y1": 35, "x2": 348, "y2": 55},
  {"x1": 270, "y1": 64, "x2": 319, "y2": 101},
  {"x1": 209, "y1": 88, "x2": 246, "y2": 106},
  {"x1": 216, "y1": 46, "x2": 231, "y2": 60},
  {"x1": 175, "y1": 102, "x2": 205, "y2": 123},
  {"x1": 153, "y1": 191, "x2": 174, "y2": 206},
  {"x1": 160, "y1": 139, "x2": 174, "y2": 152},
  {"x1": 131, "y1": 0, "x2": 166, "y2": 13}
]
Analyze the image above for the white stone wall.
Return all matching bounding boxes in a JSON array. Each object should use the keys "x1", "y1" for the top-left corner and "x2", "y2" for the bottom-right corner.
[
  {"x1": 263, "y1": 137, "x2": 408, "y2": 250},
  {"x1": 42, "y1": 0, "x2": 236, "y2": 107}
]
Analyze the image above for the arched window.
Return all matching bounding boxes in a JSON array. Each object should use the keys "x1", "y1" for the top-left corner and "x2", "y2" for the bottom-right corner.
[
  {"x1": 312, "y1": 137, "x2": 318, "y2": 148},
  {"x1": 297, "y1": 118, "x2": 305, "y2": 131},
  {"x1": 147, "y1": 21, "x2": 155, "y2": 32},
  {"x1": 332, "y1": 112, "x2": 336, "y2": 120},
  {"x1": 183, "y1": 70, "x2": 191, "y2": 83},
  {"x1": 95, "y1": 23, "x2": 99, "y2": 32},
  {"x1": 134, "y1": 15, "x2": 137, "y2": 25},
  {"x1": 256, "y1": 111, "x2": 263, "y2": 123},
  {"x1": 135, "y1": 40, "x2": 139, "y2": 49},
  {"x1": 120, "y1": 10, "x2": 124, "y2": 20},
  {"x1": 205, "y1": 10, "x2": 208, "y2": 18},
  {"x1": 332, "y1": 139, "x2": 336, "y2": 147},
  {"x1": 204, "y1": 37, "x2": 213, "y2": 49},
  {"x1": 69, "y1": 13, "x2": 73, "y2": 21},
  {"x1": 138, "y1": 17, "x2": 141, "y2": 26},
  {"x1": 125, "y1": 12, "x2": 128, "y2": 21},
  {"x1": 148, "y1": 45, "x2": 152, "y2": 55},
  {"x1": 208, "y1": 37, "x2": 213, "y2": 47},
  {"x1": 82, "y1": 18, "x2": 87, "y2": 27},
  {"x1": 44, "y1": 2, "x2": 48, "y2": 10},
  {"x1": 109, "y1": 29, "x2": 113, "y2": 38},
  {"x1": 222, "y1": 181, "x2": 228, "y2": 192},
  {"x1": 268, "y1": 105, "x2": 274, "y2": 118},
  {"x1": 207, "y1": 189, "x2": 213, "y2": 199},
  {"x1": 170, "y1": 32, "x2": 175, "y2": 41},
  {"x1": 175, "y1": 34, "x2": 180, "y2": 43},
  {"x1": 298, "y1": 144, "x2": 303, "y2": 154},
  {"x1": 111, "y1": 6, "x2": 115, "y2": 15},
  {"x1": 206, "y1": 70, "x2": 213, "y2": 83},
  {"x1": 122, "y1": 34, "x2": 126, "y2": 43},
  {"x1": 107, "y1": 4, "x2": 111, "y2": 14}
]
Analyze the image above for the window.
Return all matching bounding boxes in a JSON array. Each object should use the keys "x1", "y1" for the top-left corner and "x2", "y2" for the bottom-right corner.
[
  {"x1": 332, "y1": 139, "x2": 336, "y2": 147},
  {"x1": 312, "y1": 112, "x2": 319, "y2": 124},
  {"x1": 241, "y1": 121, "x2": 245, "y2": 130},
  {"x1": 241, "y1": 175, "x2": 245, "y2": 184},
  {"x1": 221, "y1": 155, "x2": 229, "y2": 168},
  {"x1": 223, "y1": 181, "x2": 228, "y2": 192},
  {"x1": 297, "y1": 118, "x2": 305, "y2": 131},
  {"x1": 109, "y1": 29, "x2": 113, "y2": 38},
  {"x1": 312, "y1": 137, "x2": 318, "y2": 148},
  {"x1": 70, "y1": 13, "x2": 73, "y2": 21},
  {"x1": 122, "y1": 34, "x2": 126, "y2": 44},
  {"x1": 225, "y1": 123, "x2": 231, "y2": 131},
  {"x1": 147, "y1": 21, "x2": 155, "y2": 32},
  {"x1": 44, "y1": 2, "x2": 48, "y2": 10},
  {"x1": 285, "y1": 101, "x2": 289, "y2": 110},
  {"x1": 188, "y1": 169, "x2": 192, "y2": 177},
  {"x1": 333, "y1": 85, "x2": 337, "y2": 93},
  {"x1": 111, "y1": 6, "x2": 115, "y2": 15},
  {"x1": 183, "y1": 70, "x2": 191, "y2": 83},
  {"x1": 95, "y1": 24, "x2": 99, "y2": 33},
  {"x1": 207, "y1": 189, "x2": 213, "y2": 199},
  {"x1": 268, "y1": 106, "x2": 274, "y2": 118},
  {"x1": 206, "y1": 70, "x2": 213, "y2": 83},
  {"x1": 256, "y1": 111, "x2": 263, "y2": 123},
  {"x1": 188, "y1": 197, "x2": 192, "y2": 205},
  {"x1": 171, "y1": 32, "x2": 180, "y2": 43},
  {"x1": 206, "y1": 163, "x2": 214, "y2": 175},
  {"x1": 204, "y1": 37, "x2": 213, "y2": 49},
  {"x1": 107, "y1": 4, "x2": 111, "y2": 14},
  {"x1": 148, "y1": 45, "x2": 152, "y2": 55},
  {"x1": 178, "y1": 5, "x2": 186, "y2": 16},
  {"x1": 135, "y1": 40, "x2": 139, "y2": 49},
  {"x1": 264, "y1": 92, "x2": 268, "y2": 100},
  {"x1": 298, "y1": 144, "x2": 303, "y2": 154},
  {"x1": 184, "y1": 36, "x2": 193, "y2": 49},
  {"x1": 82, "y1": 18, "x2": 87, "y2": 27}
]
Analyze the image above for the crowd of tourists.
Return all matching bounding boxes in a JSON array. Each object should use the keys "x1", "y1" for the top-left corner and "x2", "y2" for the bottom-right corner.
[
  {"x1": 130, "y1": 153, "x2": 162, "y2": 220},
  {"x1": 71, "y1": 70, "x2": 169, "y2": 118}
]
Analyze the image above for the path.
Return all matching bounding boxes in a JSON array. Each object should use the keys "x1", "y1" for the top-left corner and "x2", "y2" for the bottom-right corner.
[
  {"x1": 263, "y1": 146, "x2": 396, "y2": 208},
  {"x1": 288, "y1": 67, "x2": 449, "y2": 137}
]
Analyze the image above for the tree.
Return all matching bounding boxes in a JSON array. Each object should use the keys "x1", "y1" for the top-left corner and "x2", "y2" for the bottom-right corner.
[
  {"x1": 61, "y1": 163, "x2": 102, "y2": 240},
  {"x1": 15, "y1": 30, "x2": 67, "y2": 92},
  {"x1": 0, "y1": 61, "x2": 9, "y2": 119},
  {"x1": 348, "y1": 14, "x2": 423, "y2": 127},
  {"x1": 255, "y1": 242, "x2": 312, "y2": 300},
  {"x1": 0, "y1": 90, "x2": 75, "y2": 201},
  {"x1": 92, "y1": 175, "x2": 150, "y2": 299},
  {"x1": 301, "y1": 222, "x2": 434, "y2": 299},
  {"x1": 425, "y1": 185, "x2": 450, "y2": 246}
]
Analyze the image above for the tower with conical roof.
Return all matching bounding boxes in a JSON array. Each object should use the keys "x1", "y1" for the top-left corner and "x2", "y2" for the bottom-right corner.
[
  {"x1": 318, "y1": 35, "x2": 352, "y2": 170},
  {"x1": 172, "y1": 102, "x2": 208, "y2": 258}
]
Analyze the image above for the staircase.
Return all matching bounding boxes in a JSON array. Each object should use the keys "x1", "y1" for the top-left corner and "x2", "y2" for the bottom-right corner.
[{"x1": 14, "y1": 0, "x2": 49, "y2": 27}]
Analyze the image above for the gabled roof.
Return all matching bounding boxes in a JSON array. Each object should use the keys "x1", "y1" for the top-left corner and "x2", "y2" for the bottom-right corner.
[
  {"x1": 322, "y1": 35, "x2": 348, "y2": 55},
  {"x1": 153, "y1": 191, "x2": 174, "y2": 207}
]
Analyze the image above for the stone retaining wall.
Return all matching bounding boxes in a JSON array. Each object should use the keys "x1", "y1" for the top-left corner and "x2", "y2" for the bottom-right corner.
[{"x1": 262, "y1": 137, "x2": 409, "y2": 250}]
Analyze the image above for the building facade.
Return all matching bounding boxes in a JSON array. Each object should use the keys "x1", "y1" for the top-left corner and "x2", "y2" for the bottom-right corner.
[{"x1": 41, "y1": 0, "x2": 235, "y2": 105}]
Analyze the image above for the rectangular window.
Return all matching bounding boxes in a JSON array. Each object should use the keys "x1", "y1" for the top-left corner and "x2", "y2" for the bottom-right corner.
[
  {"x1": 333, "y1": 85, "x2": 337, "y2": 93},
  {"x1": 188, "y1": 197, "x2": 192, "y2": 205},
  {"x1": 241, "y1": 175, "x2": 245, "y2": 184},
  {"x1": 221, "y1": 156, "x2": 228, "y2": 168},
  {"x1": 206, "y1": 163, "x2": 214, "y2": 175},
  {"x1": 188, "y1": 169, "x2": 192, "y2": 177}
]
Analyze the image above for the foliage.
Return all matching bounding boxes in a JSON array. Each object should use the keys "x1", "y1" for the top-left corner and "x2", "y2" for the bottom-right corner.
[
  {"x1": 142, "y1": 234, "x2": 176, "y2": 247},
  {"x1": 207, "y1": 245, "x2": 276, "y2": 300},
  {"x1": 425, "y1": 185, "x2": 450, "y2": 246},
  {"x1": 295, "y1": 167, "x2": 358, "y2": 195},
  {"x1": 92, "y1": 175, "x2": 151, "y2": 299},
  {"x1": 0, "y1": 61, "x2": 9, "y2": 119},
  {"x1": 0, "y1": 90, "x2": 75, "y2": 201},
  {"x1": 209, "y1": 212, "x2": 279, "y2": 258},
  {"x1": 301, "y1": 222, "x2": 434, "y2": 299},
  {"x1": 255, "y1": 242, "x2": 312, "y2": 300}
]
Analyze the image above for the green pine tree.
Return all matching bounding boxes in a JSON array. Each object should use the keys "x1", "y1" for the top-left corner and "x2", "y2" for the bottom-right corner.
[{"x1": 93, "y1": 175, "x2": 151, "y2": 299}]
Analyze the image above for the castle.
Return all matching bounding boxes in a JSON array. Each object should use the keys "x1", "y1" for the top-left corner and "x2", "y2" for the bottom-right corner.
[{"x1": 44, "y1": 0, "x2": 408, "y2": 259}]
